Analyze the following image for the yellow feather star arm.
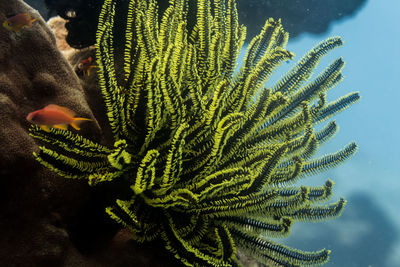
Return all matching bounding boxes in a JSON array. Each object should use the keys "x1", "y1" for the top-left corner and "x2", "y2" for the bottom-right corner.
[{"x1": 29, "y1": 0, "x2": 361, "y2": 266}]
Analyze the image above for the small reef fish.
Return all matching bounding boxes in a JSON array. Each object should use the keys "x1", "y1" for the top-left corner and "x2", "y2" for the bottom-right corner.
[
  {"x1": 2, "y1": 12, "x2": 37, "y2": 32},
  {"x1": 26, "y1": 104, "x2": 92, "y2": 132},
  {"x1": 78, "y1": 56, "x2": 97, "y2": 76}
]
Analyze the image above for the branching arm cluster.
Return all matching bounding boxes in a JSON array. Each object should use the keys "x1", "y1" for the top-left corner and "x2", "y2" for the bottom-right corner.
[{"x1": 29, "y1": 0, "x2": 360, "y2": 266}]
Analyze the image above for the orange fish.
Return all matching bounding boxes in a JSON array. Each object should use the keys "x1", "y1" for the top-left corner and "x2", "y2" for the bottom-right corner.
[
  {"x1": 26, "y1": 104, "x2": 92, "y2": 132},
  {"x1": 78, "y1": 56, "x2": 97, "y2": 76},
  {"x1": 2, "y1": 12, "x2": 37, "y2": 32}
]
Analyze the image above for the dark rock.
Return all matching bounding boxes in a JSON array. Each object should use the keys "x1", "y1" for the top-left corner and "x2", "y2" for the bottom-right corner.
[
  {"x1": 24, "y1": 0, "x2": 367, "y2": 48},
  {"x1": 237, "y1": 0, "x2": 368, "y2": 39}
]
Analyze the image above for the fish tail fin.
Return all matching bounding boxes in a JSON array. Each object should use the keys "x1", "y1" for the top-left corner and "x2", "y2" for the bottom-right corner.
[
  {"x1": 86, "y1": 65, "x2": 97, "y2": 76},
  {"x1": 28, "y1": 18, "x2": 37, "y2": 27},
  {"x1": 70, "y1": 117, "x2": 92, "y2": 130},
  {"x1": 23, "y1": 12, "x2": 37, "y2": 26}
]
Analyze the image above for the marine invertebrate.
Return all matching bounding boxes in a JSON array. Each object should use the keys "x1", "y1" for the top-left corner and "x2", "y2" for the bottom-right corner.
[{"x1": 29, "y1": 0, "x2": 360, "y2": 266}]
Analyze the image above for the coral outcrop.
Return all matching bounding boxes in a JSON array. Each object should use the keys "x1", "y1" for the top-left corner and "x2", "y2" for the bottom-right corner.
[
  {"x1": 0, "y1": 1, "x2": 183, "y2": 266},
  {"x1": 0, "y1": 0, "x2": 103, "y2": 265}
]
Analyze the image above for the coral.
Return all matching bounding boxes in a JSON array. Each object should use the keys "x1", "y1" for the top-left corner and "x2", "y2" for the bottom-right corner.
[
  {"x1": 47, "y1": 16, "x2": 76, "y2": 54},
  {"x1": 0, "y1": 1, "x2": 176, "y2": 265},
  {"x1": 29, "y1": 0, "x2": 360, "y2": 266},
  {"x1": 0, "y1": 0, "x2": 100, "y2": 265}
]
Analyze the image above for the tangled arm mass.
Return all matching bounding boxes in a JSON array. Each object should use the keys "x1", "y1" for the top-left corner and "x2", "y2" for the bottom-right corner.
[{"x1": 27, "y1": 0, "x2": 360, "y2": 266}]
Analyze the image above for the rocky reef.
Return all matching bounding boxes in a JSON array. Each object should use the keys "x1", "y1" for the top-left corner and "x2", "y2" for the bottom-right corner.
[
  {"x1": 0, "y1": 1, "x2": 176, "y2": 266},
  {"x1": 237, "y1": 0, "x2": 367, "y2": 39}
]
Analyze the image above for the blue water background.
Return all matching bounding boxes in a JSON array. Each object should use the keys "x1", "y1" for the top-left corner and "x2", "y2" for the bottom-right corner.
[{"x1": 238, "y1": 0, "x2": 400, "y2": 266}]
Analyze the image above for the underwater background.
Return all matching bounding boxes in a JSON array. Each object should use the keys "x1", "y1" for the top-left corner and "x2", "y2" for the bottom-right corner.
[
  {"x1": 269, "y1": 1, "x2": 400, "y2": 266},
  {"x1": 13, "y1": 0, "x2": 400, "y2": 266}
]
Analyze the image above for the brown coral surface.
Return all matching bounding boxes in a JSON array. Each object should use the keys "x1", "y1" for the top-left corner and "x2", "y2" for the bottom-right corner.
[
  {"x1": 0, "y1": 0, "x2": 96, "y2": 265},
  {"x1": 0, "y1": 1, "x2": 178, "y2": 266}
]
